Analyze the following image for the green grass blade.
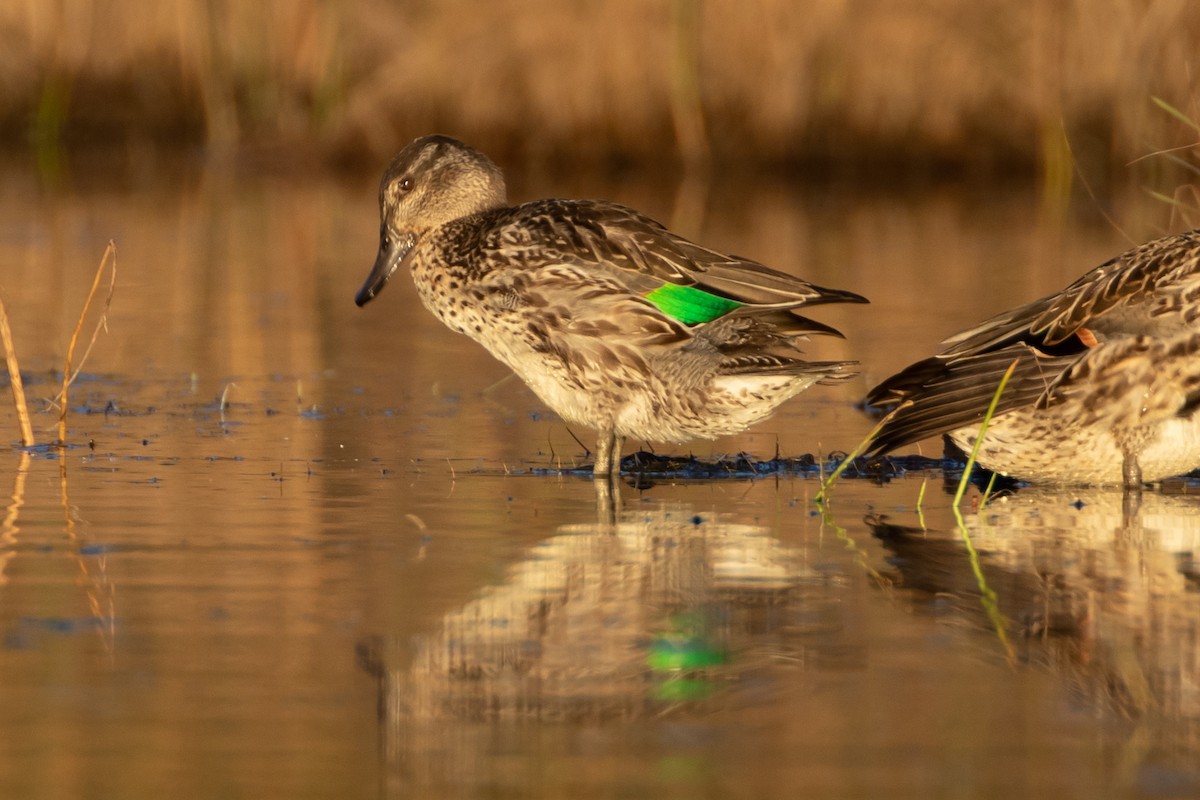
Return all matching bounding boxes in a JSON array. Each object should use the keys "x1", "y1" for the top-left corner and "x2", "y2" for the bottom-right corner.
[
  {"x1": 978, "y1": 471, "x2": 998, "y2": 511},
  {"x1": 1152, "y1": 96, "x2": 1200, "y2": 135},
  {"x1": 952, "y1": 499, "x2": 1014, "y2": 661},
  {"x1": 814, "y1": 406, "x2": 901, "y2": 504},
  {"x1": 948, "y1": 359, "x2": 1017, "y2": 661},
  {"x1": 1145, "y1": 188, "x2": 1200, "y2": 215},
  {"x1": 951, "y1": 360, "x2": 1017, "y2": 509},
  {"x1": 915, "y1": 477, "x2": 928, "y2": 531}
]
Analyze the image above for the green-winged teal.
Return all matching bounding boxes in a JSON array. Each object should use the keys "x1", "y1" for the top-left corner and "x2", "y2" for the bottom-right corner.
[
  {"x1": 866, "y1": 230, "x2": 1200, "y2": 487},
  {"x1": 356, "y1": 135, "x2": 867, "y2": 478}
]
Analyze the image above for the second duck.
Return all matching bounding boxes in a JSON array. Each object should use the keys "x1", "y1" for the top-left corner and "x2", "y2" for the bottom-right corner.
[{"x1": 865, "y1": 230, "x2": 1200, "y2": 488}]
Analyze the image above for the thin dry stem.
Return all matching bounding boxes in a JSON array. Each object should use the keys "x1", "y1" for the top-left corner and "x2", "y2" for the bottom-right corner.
[
  {"x1": 58, "y1": 240, "x2": 118, "y2": 446},
  {"x1": 0, "y1": 295, "x2": 34, "y2": 446}
]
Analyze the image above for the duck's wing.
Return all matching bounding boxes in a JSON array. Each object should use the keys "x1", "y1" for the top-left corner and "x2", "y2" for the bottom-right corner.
[
  {"x1": 942, "y1": 230, "x2": 1200, "y2": 355},
  {"x1": 694, "y1": 313, "x2": 858, "y2": 382},
  {"x1": 584, "y1": 200, "x2": 867, "y2": 305},
  {"x1": 483, "y1": 200, "x2": 867, "y2": 337},
  {"x1": 470, "y1": 256, "x2": 695, "y2": 352},
  {"x1": 864, "y1": 344, "x2": 1078, "y2": 456}
]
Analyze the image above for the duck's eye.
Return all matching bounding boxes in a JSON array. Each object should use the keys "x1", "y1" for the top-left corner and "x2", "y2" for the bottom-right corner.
[{"x1": 399, "y1": 177, "x2": 414, "y2": 193}]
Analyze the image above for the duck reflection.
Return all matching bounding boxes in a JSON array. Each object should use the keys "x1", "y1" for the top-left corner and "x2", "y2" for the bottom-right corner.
[
  {"x1": 357, "y1": 503, "x2": 851, "y2": 781},
  {"x1": 867, "y1": 488, "x2": 1200, "y2": 724}
]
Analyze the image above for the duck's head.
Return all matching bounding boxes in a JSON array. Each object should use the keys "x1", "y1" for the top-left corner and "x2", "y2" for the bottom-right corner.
[{"x1": 355, "y1": 135, "x2": 507, "y2": 306}]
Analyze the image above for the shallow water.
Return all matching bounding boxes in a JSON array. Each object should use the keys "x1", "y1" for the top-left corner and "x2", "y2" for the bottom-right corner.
[{"x1": 1, "y1": 157, "x2": 1198, "y2": 798}]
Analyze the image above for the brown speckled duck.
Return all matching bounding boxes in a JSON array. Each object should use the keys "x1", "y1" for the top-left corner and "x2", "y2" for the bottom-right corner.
[
  {"x1": 355, "y1": 135, "x2": 867, "y2": 478},
  {"x1": 866, "y1": 230, "x2": 1200, "y2": 487}
]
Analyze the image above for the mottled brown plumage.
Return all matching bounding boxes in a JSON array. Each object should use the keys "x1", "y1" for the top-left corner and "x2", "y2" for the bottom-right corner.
[
  {"x1": 357, "y1": 135, "x2": 867, "y2": 477},
  {"x1": 866, "y1": 230, "x2": 1200, "y2": 486}
]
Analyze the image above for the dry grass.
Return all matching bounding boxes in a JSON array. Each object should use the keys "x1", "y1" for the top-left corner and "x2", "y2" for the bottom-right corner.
[
  {"x1": 0, "y1": 0, "x2": 1198, "y2": 182},
  {"x1": 1, "y1": 241, "x2": 117, "y2": 449},
  {"x1": 57, "y1": 241, "x2": 117, "y2": 446},
  {"x1": 0, "y1": 294, "x2": 34, "y2": 446}
]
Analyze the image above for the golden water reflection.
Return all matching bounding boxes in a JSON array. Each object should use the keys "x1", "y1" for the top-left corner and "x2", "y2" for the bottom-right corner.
[
  {"x1": 871, "y1": 484, "x2": 1200, "y2": 788},
  {"x1": 363, "y1": 502, "x2": 856, "y2": 793},
  {"x1": 0, "y1": 156, "x2": 1198, "y2": 796},
  {"x1": 363, "y1": 484, "x2": 1200, "y2": 797}
]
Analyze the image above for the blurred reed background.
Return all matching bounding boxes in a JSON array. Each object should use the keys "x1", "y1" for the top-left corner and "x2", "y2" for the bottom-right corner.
[{"x1": 1, "y1": 0, "x2": 1198, "y2": 189}]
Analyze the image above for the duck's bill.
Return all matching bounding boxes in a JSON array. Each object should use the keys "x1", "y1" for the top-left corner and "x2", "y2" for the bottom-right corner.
[{"x1": 355, "y1": 229, "x2": 413, "y2": 307}]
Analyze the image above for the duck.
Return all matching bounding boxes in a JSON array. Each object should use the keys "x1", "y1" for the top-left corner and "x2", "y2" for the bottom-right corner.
[
  {"x1": 355, "y1": 134, "x2": 867, "y2": 478},
  {"x1": 865, "y1": 230, "x2": 1200, "y2": 487}
]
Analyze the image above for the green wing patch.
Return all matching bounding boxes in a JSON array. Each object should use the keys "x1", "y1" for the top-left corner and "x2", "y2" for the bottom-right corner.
[{"x1": 644, "y1": 284, "x2": 743, "y2": 325}]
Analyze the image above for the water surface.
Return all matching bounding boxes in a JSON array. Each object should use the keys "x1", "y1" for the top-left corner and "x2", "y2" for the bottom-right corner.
[{"x1": 0, "y1": 158, "x2": 1197, "y2": 798}]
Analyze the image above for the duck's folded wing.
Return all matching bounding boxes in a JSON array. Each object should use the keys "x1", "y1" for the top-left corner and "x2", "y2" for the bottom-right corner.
[
  {"x1": 942, "y1": 232, "x2": 1200, "y2": 356},
  {"x1": 865, "y1": 345, "x2": 1078, "y2": 455},
  {"x1": 563, "y1": 201, "x2": 868, "y2": 308},
  {"x1": 480, "y1": 200, "x2": 866, "y2": 338}
]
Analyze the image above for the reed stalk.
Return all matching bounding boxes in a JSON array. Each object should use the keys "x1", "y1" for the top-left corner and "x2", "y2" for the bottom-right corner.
[
  {"x1": 57, "y1": 241, "x2": 117, "y2": 446},
  {"x1": 0, "y1": 296, "x2": 34, "y2": 446}
]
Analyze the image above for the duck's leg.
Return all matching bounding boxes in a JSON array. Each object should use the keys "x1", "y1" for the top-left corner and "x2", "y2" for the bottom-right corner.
[
  {"x1": 594, "y1": 433, "x2": 612, "y2": 477},
  {"x1": 610, "y1": 434, "x2": 624, "y2": 477},
  {"x1": 1121, "y1": 451, "x2": 1144, "y2": 492},
  {"x1": 593, "y1": 430, "x2": 624, "y2": 478},
  {"x1": 593, "y1": 430, "x2": 623, "y2": 526}
]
